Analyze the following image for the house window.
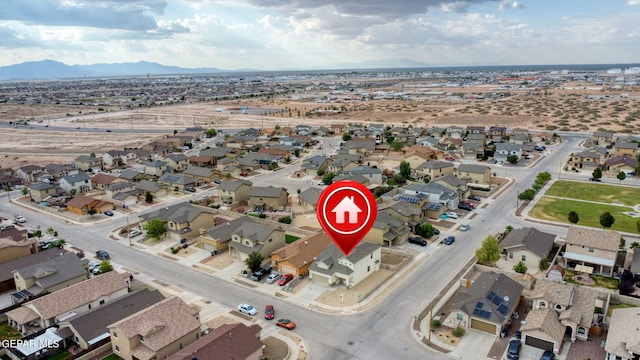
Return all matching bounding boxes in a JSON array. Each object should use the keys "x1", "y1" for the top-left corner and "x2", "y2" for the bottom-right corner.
[
  {"x1": 269, "y1": 239, "x2": 272, "y2": 242},
  {"x1": 555, "y1": 304, "x2": 562, "y2": 311},
  {"x1": 88, "y1": 304, "x2": 92, "y2": 310},
  {"x1": 370, "y1": 253, "x2": 373, "y2": 259},
  {"x1": 539, "y1": 301, "x2": 546, "y2": 309},
  {"x1": 456, "y1": 313, "x2": 463, "y2": 321},
  {"x1": 508, "y1": 253, "x2": 513, "y2": 259},
  {"x1": 577, "y1": 327, "x2": 587, "y2": 335},
  {"x1": 521, "y1": 255, "x2": 526, "y2": 261},
  {"x1": 179, "y1": 343, "x2": 183, "y2": 349},
  {"x1": 113, "y1": 331, "x2": 118, "y2": 338},
  {"x1": 588, "y1": 247, "x2": 594, "y2": 253},
  {"x1": 100, "y1": 300, "x2": 105, "y2": 305},
  {"x1": 367, "y1": 266, "x2": 370, "y2": 272},
  {"x1": 140, "y1": 335, "x2": 144, "y2": 341},
  {"x1": 115, "y1": 345, "x2": 120, "y2": 353}
]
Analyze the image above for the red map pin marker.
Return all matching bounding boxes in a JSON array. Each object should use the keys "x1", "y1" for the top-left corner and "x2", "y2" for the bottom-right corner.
[{"x1": 316, "y1": 180, "x2": 377, "y2": 256}]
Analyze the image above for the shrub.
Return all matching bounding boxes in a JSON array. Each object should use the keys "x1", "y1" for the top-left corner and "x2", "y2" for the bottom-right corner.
[
  {"x1": 452, "y1": 327, "x2": 465, "y2": 337},
  {"x1": 430, "y1": 319, "x2": 441, "y2": 328}
]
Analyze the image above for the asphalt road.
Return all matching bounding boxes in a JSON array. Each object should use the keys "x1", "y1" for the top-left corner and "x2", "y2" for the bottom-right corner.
[{"x1": 0, "y1": 132, "x2": 614, "y2": 360}]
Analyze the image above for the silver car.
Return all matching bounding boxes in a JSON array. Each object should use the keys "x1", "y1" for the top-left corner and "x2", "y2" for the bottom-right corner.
[{"x1": 266, "y1": 272, "x2": 282, "y2": 284}]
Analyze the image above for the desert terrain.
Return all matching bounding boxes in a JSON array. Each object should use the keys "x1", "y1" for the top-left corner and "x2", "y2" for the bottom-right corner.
[{"x1": 1, "y1": 83, "x2": 639, "y2": 169}]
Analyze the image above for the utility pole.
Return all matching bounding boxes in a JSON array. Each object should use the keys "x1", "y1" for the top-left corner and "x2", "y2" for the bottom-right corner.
[{"x1": 126, "y1": 217, "x2": 132, "y2": 246}]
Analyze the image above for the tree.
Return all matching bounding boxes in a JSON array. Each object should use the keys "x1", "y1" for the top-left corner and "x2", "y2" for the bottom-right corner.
[
  {"x1": 278, "y1": 216, "x2": 292, "y2": 224},
  {"x1": 48, "y1": 238, "x2": 66, "y2": 249},
  {"x1": 98, "y1": 260, "x2": 114, "y2": 274},
  {"x1": 620, "y1": 237, "x2": 626, "y2": 251},
  {"x1": 399, "y1": 161, "x2": 412, "y2": 179},
  {"x1": 145, "y1": 191, "x2": 153, "y2": 203},
  {"x1": 69, "y1": 188, "x2": 77, "y2": 196},
  {"x1": 617, "y1": 171, "x2": 626, "y2": 182},
  {"x1": 322, "y1": 172, "x2": 336, "y2": 185},
  {"x1": 599, "y1": 211, "x2": 615, "y2": 230},
  {"x1": 539, "y1": 257, "x2": 550, "y2": 271},
  {"x1": 173, "y1": 129, "x2": 178, "y2": 135},
  {"x1": 592, "y1": 168, "x2": 602, "y2": 180},
  {"x1": 245, "y1": 252, "x2": 264, "y2": 272},
  {"x1": 568, "y1": 211, "x2": 579, "y2": 226},
  {"x1": 21, "y1": 187, "x2": 29, "y2": 196},
  {"x1": 518, "y1": 189, "x2": 536, "y2": 201},
  {"x1": 144, "y1": 219, "x2": 166, "y2": 241},
  {"x1": 342, "y1": 133, "x2": 352, "y2": 141},
  {"x1": 513, "y1": 261, "x2": 528, "y2": 274},
  {"x1": 206, "y1": 128, "x2": 217, "y2": 137},
  {"x1": 505, "y1": 225, "x2": 513, "y2": 233},
  {"x1": 507, "y1": 154, "x2": 519, "y2": 164},
  {"x1": 618, "y1": 269, "x2": 636, "y2": 295},
  {"x1": 269, "y1": 161, "x2": 278, "y2": 170},
  {"x1": 33, "y1": 229, "x2": 42, "y2": 240},
  {"x1": 392, "y1": 174, "x2": 406, "y2": 184},
  {"x1": 87, "y1": 208, "x2": 97, "y2": 217},
  {"x1": 630, "y1": 241, "x2": 640, "y2": 250},
  {"x1": 390, "y1": 141, "x2": 404, "y2": 152},
  {"x1": 475, "y1": 235, "x2": 501, "y2": 265},
  {"x1": 416, "y1": 223, "x2": 435, "y2": 238},
  {"x1": 46, "y1": 227, "x2": 56, "y2": 236}
]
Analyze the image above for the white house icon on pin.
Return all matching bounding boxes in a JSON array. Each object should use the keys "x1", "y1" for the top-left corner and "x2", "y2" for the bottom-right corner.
[{"x1": 331, "y1": 196, "x2": 362, "y2": 224}]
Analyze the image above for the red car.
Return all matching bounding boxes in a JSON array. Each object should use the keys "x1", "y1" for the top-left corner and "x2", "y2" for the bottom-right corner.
[
  {"x1": 278, "y1": 274, "x2": 294, "y2": 286},
  {"x1": 264, "y1": 305, "x2": 274, "y2": 320}
]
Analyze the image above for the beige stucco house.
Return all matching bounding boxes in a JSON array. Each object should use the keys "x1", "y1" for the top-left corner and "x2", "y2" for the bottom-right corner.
[
  {"x1": 217, "y1": 180, "x2": 252, "y2": 204},
  {"x1": 228, "y1": 221, "x2": 286, "y2": 262},
  {"x1": 563, "y1": 227, "x2": 620, "y2": 277},
  {"x1": 248, "y1": 186, "x2": 289, "y2": 211},
  {"x1": 271, "y1": 232, "x2": 332, "y2": 277},
  {"x1": 604, "y1": 307, "x2": 640, "y2": 360},
  {"x1": 500, "y1": 227, "x2": 556, "y2": 273},
  {"x1": 456, "y1": 164, "x2": 492, "y2": 186},
  {"x1": 309, "y1": 242, "x2": 381, "y2": 288}
]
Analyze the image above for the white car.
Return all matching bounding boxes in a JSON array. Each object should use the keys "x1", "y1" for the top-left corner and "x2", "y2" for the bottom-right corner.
[
  {"x1": 266, "y1": 272, "x2": 282, "y2": 284},
  {"x1": 237, "y1": 304, "x2": 257, "y2": 316},
  {"x1": 460, "y1": 224, "x2": 470, "y2": 231},
  {"x1": 445, "y1": 212, "x2": 459, "y2": 219},
  {"x1": 130, "y1": 229, "x2": 142, "y2": 237},
  {"x1": 14, "y1": 215, "x2": 26, "y2": 223}
]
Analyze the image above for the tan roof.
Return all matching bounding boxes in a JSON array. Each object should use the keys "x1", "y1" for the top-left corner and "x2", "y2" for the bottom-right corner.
[
  {"x1": 109, "y1": 296, "x2": 200, "y2": 358},
  {"x1": 558, "y1": 286, "x2": 596, "y2": 327},
  {"x1": 521, "y1": 308, "x2": 565, "y2": 343},
  {"x1": 404, "y1": 145, "x2": 436, "y2": 160},
  {"x1": 565, "y1": 227, "x2": 620, "y2": 251},
  {"x1": 530, "y1": 278, "x2": 573, "y2": 307},
  {"x1": 605, "y1": 307, "x2": 640, "y2": 358},
  {"x1": 6, "y1": 306, "x2": 40, "y2": 325},
  {"x1": 272, "y1": 232, "x2": 332, "y2": 268},
  {"x1": 0, "y1": 237, "x2": 36, "y2": 249},
  {"x1": 91, "y1": 173, "x2": 118, "y2": 185},
  {"x1": 66, "y1": 195, "x2": 98, "y2": 209},
  {"x1": 26, "y1": 271, "x2": 129, "y2": 319}
]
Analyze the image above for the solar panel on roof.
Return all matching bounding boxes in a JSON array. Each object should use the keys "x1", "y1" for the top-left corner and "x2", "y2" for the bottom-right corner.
[
  {"x1": 491, "y1": 295, "x2": 502, "y2": 306},
  {"x1": 473, "y1": 308, "x2": 482, "y2": 316},
  {"x1": 475, "y1": 302, "x2": 483, "y2": 309},
  {"x1": 480, "y1": 310, "x2": 492, "y2": 319},
  {"x1": 497, "y1": 304, "x2": 509, "y2": 315}
]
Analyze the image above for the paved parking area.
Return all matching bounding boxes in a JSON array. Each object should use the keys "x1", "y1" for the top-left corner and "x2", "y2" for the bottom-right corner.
[{"x1": 448, "y1": 329, "x2": 494, "y2": 359}]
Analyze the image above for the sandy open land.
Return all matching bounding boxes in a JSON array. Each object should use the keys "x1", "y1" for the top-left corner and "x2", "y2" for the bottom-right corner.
[{"x1": 1, "y1": 84, "x2": 639, "y2": 169}]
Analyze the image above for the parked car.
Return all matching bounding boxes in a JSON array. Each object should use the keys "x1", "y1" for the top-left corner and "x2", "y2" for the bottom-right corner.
[
  {"x1": 506, "y1": 339, "x2": 521, "y2": 360},
  {"x1": 96, "y1": 250, "x2": 110, "y2": 260},
  {"x1": 276, "y1": 319, "x2": 296, "y2": 330},
  {"x1": 14, "y1": 215, "x2": 26, "y2": 223},
  {"x1": 266, "y1": 272, "x2": 282, "y2": 284},
  {"x1": 237, "y1": 303, "x2": 257, "y2": 316},
  {"x1": 251, "y1": 264, "x2": 272, "y2": 281},
  {"x1": 1, "y1": 224, "x2": 16, "y2": 231},
  {"x1": 214, "y1": 179, "x2": 222, "y2": 184},
  {"x1": 445, "y1": 212, "x2": 459, "y2": 219},
  {"x1": 459, "y1": 224, "x2": 470, "y2": 232},
  {"x1": 184, "y1": 187, "x2": 196, "y2": 193},
  {"x1": 433, "y1": 228, "x2": 440, "y2": 235},
  {"x1": 240, "y1": 172, "x2": 248, "y2": 177},
  {"x1": 104, "y1": 211, "x2": 114, "y2": 216},
  {"x1": 444, "y1": 236, "x2": 455, "y2": 245},
  {"x1": 130, "y1": 229, "x2": 142, "y2": 237},
  {"x1": 534, "y1": 145, "x2": 546, "y2": 151},
  {"x1": 264, "y1": 305, "x2": 275, "y2": 320},
  {"x1": 408, "y1": 237, "x2": 427, "y2": 246},
  {"x1": 278, "y1": 274, "x2": 294, "y2": 286},
  {"x1": 458, "y1": 203, "x2": 473, "y2": 211},
  {"x1": 461, "y1": 200, "x2": 476, "y2": 208},
  {"x1": 539, "y1": 351, "x2": 555, "y2": 360},
  {"x1": 468, "y1": 195, "x2": 482, "y2": 201},
  {"x1": 88, "y1": 260, "x2": 101, "y2": 271}
]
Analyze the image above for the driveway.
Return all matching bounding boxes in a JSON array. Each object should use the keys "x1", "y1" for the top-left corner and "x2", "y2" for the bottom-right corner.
[{"x1": 448, "y1": 329, "x2": 495, "y2": 359}]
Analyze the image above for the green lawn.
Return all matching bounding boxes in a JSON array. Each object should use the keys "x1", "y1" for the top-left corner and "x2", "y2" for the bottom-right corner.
[
  {"x1": 285, "y1": 234, "x2": 300, "y2": 244},
  {"x1": 102, "y1": 354, "x2": 123, "y2": 360},
  {"x1": 47, "y1": 351, "x2": 72, "y2": 360},
  {"x1": 545, "y1": 180, "x2": 640, "y2": 206},
  {"x1": 0, "y1": 322, "x2": 21, "y2": 341},
  {"x1": 530, "y1": 197, "x2": 638, "y2": 233}
]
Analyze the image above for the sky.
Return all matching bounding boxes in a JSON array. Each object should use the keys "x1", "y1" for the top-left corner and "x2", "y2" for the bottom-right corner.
[{"x1": 1, "y1": 0, "x2": 639, "y2": 70}]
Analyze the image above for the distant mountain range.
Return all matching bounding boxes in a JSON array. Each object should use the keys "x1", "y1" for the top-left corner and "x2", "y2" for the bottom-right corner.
[{"x1": 0, "y1": 59, "x2": 434, "y2": 81}]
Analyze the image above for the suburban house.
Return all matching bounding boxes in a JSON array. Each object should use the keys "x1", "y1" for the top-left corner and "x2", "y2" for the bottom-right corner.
[
  {"x1": 446, "y1": 125, "x2": 465, "y2": 139},
  {"x1": 563, "y1": 227, "x2": 620, "y2": 277},
  {"x1": 522, "y1": 279, "x2": 599, "y2": 353},
  {"x1": 182, "y1": 165, "x2": 218, "y2": 185},
  {"x1": 198, "y1": 216, "x2": 252, "y2": 252},
  {"x1": 28, "y1": 182, "x2": 61, "y2": 203},
  {"x1": 402, "y1": 145, "x2": 437, "y2": 169},
  {"x1": 158, "y1": 173, "x2": 198, "y2": 191},
  {"x1": 73, "y1": 155, "x2": 102, "y2": 172},
  {"x1": 613, "y1": 141, "x2": 638, "y2": 158},
  {"x1": 488, "y1": 126, "x2": 507, "y2": 140},
  {"x1": 12, "y1": 252, "x2": 88, "y2": 303},
  {"x1": 604, "y1": 307, "x2": 640, "y2": 360},
  {"x1": 494, "y1": 143, "x2": 522, "y2": 163},
  {"x1": 403, "y1": 183, "x2": 460, "y2": 211},
  {"x1": 139, "y1": 202, "x2": 217, "y2": 241},
  {"x1": 66, "y1": 195, "x2": 114, "y2": 215},
  {"x1": 102, "y1": 150, "x2": 137, "y2": 168},
  {"x1": 91, "y1": 172, "x2": 123, "y2": 191},
  {"x1": 135, "y1": 180, "x2": 167, "y2": 198},
  {"x1": 462, "y1": 133, "x2": 486, "y2": 159},
  {"x1": 0, "y1": 248, "x2": 62, "y2": 294},
  {"x1": 342, "y1": 139, "x2": 376, "y2": 156},
  {"x1": 500, "y1": 227, "x2": 556, "y2": 273},
  {"x1": 43, "y1": 163, "x2": 70, "y2": 180},
  {"x1": 60, "y1": 172, "x2": 92, "y2": 194},
  {"x1": 216, "y1": 180, "x2": 252, "y2": 205},
  {"x1": 570, "y1": 147, "x2": 607, "y2": 171},
  {"x1": 107, "y1": 296, "x2": 201, "y2": 360},
  {"x1": 378, "y1": 200, "x2": 425, "y2": 232},
  {"x1": 57, "y1": 289, "x2": 165, "y2": 350},
  {"x1": 300, "y1": 155, "x2": 329, "y2": 176},
  {"x1": 450, "y1": 272, "x2": 523, "y2": 336},
  {"x1": 604, "y1": 155, "x2": 638, "y2": 174},
  {"x1": 248, "y1": 186, "x2": 289, "y2": 211},
  {"x1": 16, "y1": 165, "x2": 44, "y2": 182},
  {"x1": 216, "y1": 157, "x2": 240, "y2": 174},
  {"x1": 166, "y1": 323, "x2": 263, "y2": 360},
  {"x1": 340, "y1": 166, "x2": 383, "y2": 185},
  {"x1": 309, "y1": 242, "x2": 381, "y2": 288},
  {"x1": 298, "y1": 187, "x2": 322, "y2": 211},
  {"x1": 187, "y1": 155, "x2": 215, "y2": 168},
  {"x1": 144, "y1": 160, "x2": 167, "y2": 177},
  {"x1": 118, "y1": 169, "x2": 144, "y2": 183},
  {"x1": 0, "y1": 234, "x2": 38, "y2": 264},
  {"x1": 165, "y1": 153, "x2": 189, "y2": 172},
  {"x1": 271, "y1": 232, "x2": 332, "y2": 277},
  {"x1": 365, "y1": 211, "x2": 411, "y2": 247},
  {"x1": 6, "y1": 271, "x2": 131, "y2": 335},
  {"x1": 592, "y1": 131, "x2": 614, "y2": 147},
  {"x1": 456, "y1": 164, "x2": 492, "y2": 186},
  {"x1": 415, "y1": 160, "x2": 454, "y2": 181},
  {"x1": 227, "y1": 220, "x2": 286, "y2": 261}
]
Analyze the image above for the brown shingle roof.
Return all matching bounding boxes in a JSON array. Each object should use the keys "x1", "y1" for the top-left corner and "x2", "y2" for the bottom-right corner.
[
  {"x1": 26, "y1": 271, "x2": 130, "y2": 319},
  {"x1": 272, "y1": 232, "x2": 332, "y2": 268},
  {"x1": 91, "y1": 173, "x2": 118, "y2": 185},
  {"x1": 109, "y1": 296, "x2": 200, "y2": 358},
  {"x1": 565, "y1": 227, "x2": 620, "y2": 251},
  {"x1": 520, "y1": 308, "x2": 565, "y2": 344},
  {"x1": 166, "y1": 323, "x2": 263, "y2": 360}
]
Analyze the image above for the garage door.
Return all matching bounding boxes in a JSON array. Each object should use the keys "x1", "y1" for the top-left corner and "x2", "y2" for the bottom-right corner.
[
  {"x1": 525, "y1": 335, "x2": 554, "y2": 351},
  {"x1": 470, "y1": 319, "x2": 496, "y2": 334},
  {"x1": 280, "y1": 265, "x2": 297, "y2": 276}
]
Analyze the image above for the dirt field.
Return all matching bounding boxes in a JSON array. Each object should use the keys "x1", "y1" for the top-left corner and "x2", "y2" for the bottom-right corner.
[{"x1": 2, "y1": 85, "x2": 639, "y2": 169}]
